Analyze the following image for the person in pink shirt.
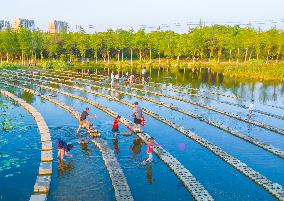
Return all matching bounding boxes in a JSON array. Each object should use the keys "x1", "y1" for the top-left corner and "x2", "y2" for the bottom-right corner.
[{"x1": 144, "y1": 137, "x2": 157, "y2": 163}]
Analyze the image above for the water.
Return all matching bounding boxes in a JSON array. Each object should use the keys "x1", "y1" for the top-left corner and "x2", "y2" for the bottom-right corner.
[
  {"x1": 0, "y1": 68, "x2": 284, "y2": 201},
  {"x1": 0, "y1": 97, "x2": 40, "y2": 201}
]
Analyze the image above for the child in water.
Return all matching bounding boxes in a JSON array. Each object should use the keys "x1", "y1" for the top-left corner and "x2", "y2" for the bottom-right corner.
[
  {"x1": 112, "y1": 115, "x2": 121, "y2": 137},
  {"x1": 56, "y1": 139, "x2": 74, "y2": 160},
  {"x1": 144, "y1": 137, "x2": 157, "y2": 163}
]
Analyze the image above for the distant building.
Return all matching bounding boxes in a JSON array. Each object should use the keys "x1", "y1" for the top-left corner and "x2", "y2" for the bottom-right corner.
[
  {"x1": 75, "y1": 24, "x2": 85, "y2": 33},
  {"x1": 0, "y1": 20, "x2": 11, "y2": 30},
  {"x1": 48, "y1": 20, "x2": 68, "y2": 33},
  {"x1": 12, "y1": 18, "x2": 35, "y2": 31}
]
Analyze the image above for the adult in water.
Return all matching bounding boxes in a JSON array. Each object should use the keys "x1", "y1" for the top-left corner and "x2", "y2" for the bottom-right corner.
[
  {"x1": 77, "y1": 107, "x2": 96, "y2": 133},
  {"x1": 132, "y1": 102, "x2": 142, "y2": 132},
  {"x1": 56, "y1": 139, "x2": 74, "y2": 160}
]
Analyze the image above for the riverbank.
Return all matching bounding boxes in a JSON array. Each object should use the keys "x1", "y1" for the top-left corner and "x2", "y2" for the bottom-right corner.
[{"x1": 1, "y1": 59, "x2": 283, "y2": 82}]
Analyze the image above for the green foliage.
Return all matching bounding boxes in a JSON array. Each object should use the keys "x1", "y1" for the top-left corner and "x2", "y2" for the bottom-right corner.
[
  {"x1": 0, "y1": 63, "x2": 21, "y2": 70},
  {"x1": 41, "y1": 60, "x2": 73, "y2": 70},
  {"x1": 0, "y1": 25, "x2": 284, "y2": 79},
  {"x1": 0, "y1": 26, "x2": 284, "y2": 63}
]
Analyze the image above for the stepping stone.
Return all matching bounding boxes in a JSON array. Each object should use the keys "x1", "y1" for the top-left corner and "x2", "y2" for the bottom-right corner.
[
  {"x1": 39, "y1": 162, "x2": 52, "y2": 175},
  {"x1": 41, "y1": 150, "x2": 53, "y2": 162},
  {"x1": 39, "y1": 128, "x2": 49, "y2": 135},
  {"x1": 41, "y1": 141, "x2": 52, "y2": 151},
  {"x1": 41, "y1": 134, "x2": 51, "y2": 142},
  {"x1": 29, "y1": 194, "x2": 47, "y2": 201},
  {"x1": 34, "y1": 176, "x2": 51, "y2": 194}
]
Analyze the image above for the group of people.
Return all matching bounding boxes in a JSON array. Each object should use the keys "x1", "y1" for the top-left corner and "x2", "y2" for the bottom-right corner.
[
  {"x1": 56, "y1": 101, "x2": 156, "y2": 164},
  {"x1": 110, "y1": 67, "x2": 147, "y2": 87}
]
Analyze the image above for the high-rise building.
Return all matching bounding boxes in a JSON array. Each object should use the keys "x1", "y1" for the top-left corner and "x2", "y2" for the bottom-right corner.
[
  {"x1": 12, "y1": 18, "x2": 35, "y2": 31},
  {"x1": 48, "y1": 20, "x2": 68, "y2": 33},
  {"x1": 75, "y1": 24, "x2": 85, "y2": 33},
  {"x1": 0, "y1": 20, "x2": 11, "y2": 30}
]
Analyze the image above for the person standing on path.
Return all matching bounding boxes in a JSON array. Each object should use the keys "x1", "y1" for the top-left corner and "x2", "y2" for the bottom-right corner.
[
  {"x1": 115, "y1": 73, "x2": 120, "y2": 87},
  {"x1": 129, "y1": 74, "x2": 135, "y2": 84},
  {"x1": 141, "y1": 67, "x2": 146, "y2": 85},
  {"x1": 132, "y1": 102, "x2": 142, "y2": 132},
  {"x1": 77, "y1": 107, "x2": 96, "y2": 133},
  {"x1": 248, "y1": 99, "x2": 254, "y2": 115},
  {"x1": 110, "y1": 71, "x2": 115, "y2": 87},
  {"x1": 112, "y1": 115, "x2": 121, "y2": 137}
]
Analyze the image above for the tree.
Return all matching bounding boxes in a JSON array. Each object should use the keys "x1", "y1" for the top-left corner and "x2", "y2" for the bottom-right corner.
[
  {"x1": 1, "y1": 29, "x2": 19, "y2": 63},
  {"x1": 77, "y1": 32, "x2": 89, "y2": 62},
  {"x1": 32, "y1": 29, "x2": 43, "y2": 63},
  {"x1": 90, "y1": 33, "x2": 102, "y2": 64},
  {"x1": 102, "y1": 29, "x2": 115, "y2": 64},
  {"x1": 18, "y1": 27, "x2": 33, "y2": 64},
  {"x1": 133, "y1": 29, "x2": 147, "y2": 61},
  {"x1": 47, "y1": 33, "x2": 60, "y2": 60}
]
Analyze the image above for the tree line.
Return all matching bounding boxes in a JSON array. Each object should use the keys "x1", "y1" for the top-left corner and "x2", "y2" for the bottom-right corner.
[{"x1": 0, "y1": 25, "x2": 284, "y2": 65}]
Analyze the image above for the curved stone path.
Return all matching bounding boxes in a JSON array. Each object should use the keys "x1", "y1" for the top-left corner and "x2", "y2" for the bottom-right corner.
[
  {"x1": 9, "y1": 69, "x2": 284, "y2": 122},
  {"x1": 6, "y1": 70, "x2": 284, "y2": 139},
  {"x1": 39, "y1": 69, "x2": 284, "y2": 121},
  {"x1": 163, "y1": 87, "x2": 284, "y2": 121},
  {"x1": 14, "y1": 68, "x2": 283, "y2": 113},
  {"x1": 10, "y1": 73, "x2": 284, "y2": 159},
  {"x1": 38, "y1": 69, "x2": 284, "y2": 117},
  {"x1": 1, "y1": 73, "x2": 284, "y2": 159},
  {"x1": 11, "y1": 69, "x2": 284, "y2": 134},
  {"x1": 0, "y1": 90, "x2": 52, "y2": 201},
  {"x1": 50, "y1": 69, "x2": 237, "y2": 99},
  {"x1": 2, "y1": 79, "x2": 284, "y2": 200},
  {"x1": 1, "y1": 82, "x2": 213, "y2": 201},
  {"x1": 1, "y1": 84, "x2": 134, "y2": 201}
]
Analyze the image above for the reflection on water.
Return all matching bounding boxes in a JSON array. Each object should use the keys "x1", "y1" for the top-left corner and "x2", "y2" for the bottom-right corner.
[
  {"x1": 58, "y1": 160, "x2": 75, "y2": 177},
  {"x1": 112, "y1": 137, "x2": 120, "y2": 154},
  {"x1": 146, "y1": 163, "x2": 153, "y2": 185},
  {"x1": 130, "y1": 135, "x2": 143, "y2": 160}
]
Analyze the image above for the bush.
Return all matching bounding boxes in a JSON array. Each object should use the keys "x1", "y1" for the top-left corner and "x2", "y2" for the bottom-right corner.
[
  {"x1": 41, "y1": 60, "x2": 73, "y2": 70},
  {"x1": 0, "y1": 63, "x2": 21, "y2": 70}
]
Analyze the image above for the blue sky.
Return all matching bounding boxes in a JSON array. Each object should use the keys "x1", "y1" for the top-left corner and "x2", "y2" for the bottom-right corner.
[{"x1": 1, "y1": 0, "x2": 284, "y2": 32}]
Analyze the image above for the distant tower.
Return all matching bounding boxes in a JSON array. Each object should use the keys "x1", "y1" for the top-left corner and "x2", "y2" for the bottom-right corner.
[
  {"x1": 48, "y1": 20, "x2": 68, "y2": 33},
  {"x1": 12, "y1": 18, "x2": 35, "y2": 31}
]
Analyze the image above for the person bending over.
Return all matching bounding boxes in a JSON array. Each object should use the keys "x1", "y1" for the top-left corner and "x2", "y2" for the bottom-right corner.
[{"x1": 56, "y1": 139, "x2": 74, "y2": 160}]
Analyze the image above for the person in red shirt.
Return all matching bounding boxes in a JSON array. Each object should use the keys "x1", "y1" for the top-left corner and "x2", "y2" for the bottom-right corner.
[{"x1": 112, "y1": 115, "x2": 121, "y2": 137}]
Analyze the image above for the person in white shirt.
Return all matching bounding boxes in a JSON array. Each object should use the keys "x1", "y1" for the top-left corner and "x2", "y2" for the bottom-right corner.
[
  {"x1": 248, "y1": 99, "x2": 254, "y2": 115},
  {"x1": 110, "y1": 71, "x2": 115, "y2": 87},
  {"x1": 141, "y1": 67, "x2": 146, "y2": 85}
]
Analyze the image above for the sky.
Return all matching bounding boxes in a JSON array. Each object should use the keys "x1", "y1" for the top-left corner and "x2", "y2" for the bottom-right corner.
[{"x1": 1, "y1": 0, "x2": 284, "y2": 32}]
